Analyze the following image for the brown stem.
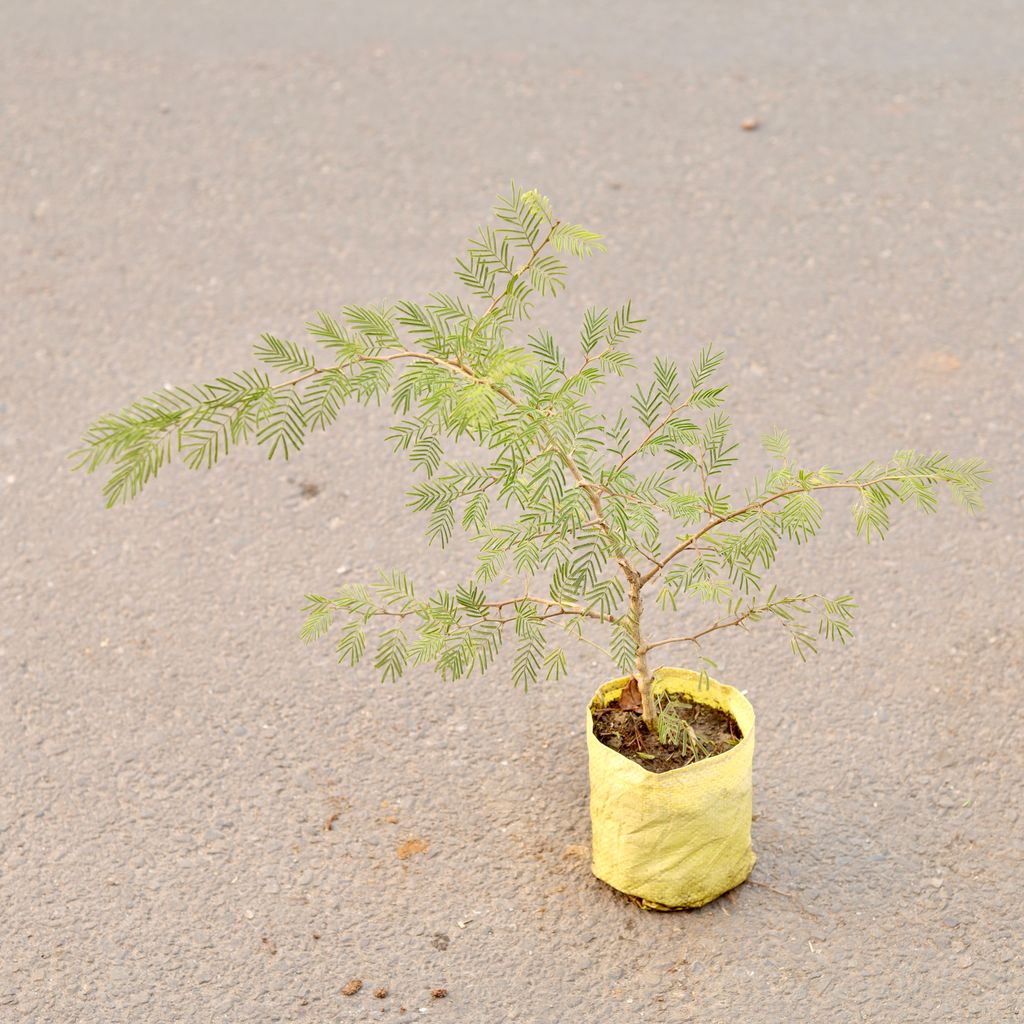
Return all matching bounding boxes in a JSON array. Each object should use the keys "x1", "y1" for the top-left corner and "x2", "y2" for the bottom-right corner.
[
  {"x1": 625, "y1": 571, "x2": 656, "y2": 730},
  {"x1": 636, "y1": 650, "x2": 655, "y2": 731}
]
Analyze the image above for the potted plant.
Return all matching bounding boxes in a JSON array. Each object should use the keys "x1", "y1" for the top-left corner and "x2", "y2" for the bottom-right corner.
[{"x1": 73, "y1": 184, "x2": 987, "y2": 909}]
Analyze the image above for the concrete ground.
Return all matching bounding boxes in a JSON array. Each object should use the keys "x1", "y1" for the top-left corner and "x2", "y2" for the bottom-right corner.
[{"x1": 2, "y1": 3, "x2": 1022, "y2": 1021}]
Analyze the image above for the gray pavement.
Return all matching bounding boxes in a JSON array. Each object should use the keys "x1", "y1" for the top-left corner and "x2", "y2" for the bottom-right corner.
[{"x1": 2, "y1": 3, "x2": 1022, "y2": 1021}]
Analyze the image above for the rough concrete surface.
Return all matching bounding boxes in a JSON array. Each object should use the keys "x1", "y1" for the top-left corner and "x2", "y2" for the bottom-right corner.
[{"x1": 2, "y1": 3, "x2": 1022, "y2": 1021}]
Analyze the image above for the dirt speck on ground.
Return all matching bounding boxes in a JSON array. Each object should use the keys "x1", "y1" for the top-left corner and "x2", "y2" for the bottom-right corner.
[{"x1": 396, "y1": 838, "x2": 429, "y2": 860}]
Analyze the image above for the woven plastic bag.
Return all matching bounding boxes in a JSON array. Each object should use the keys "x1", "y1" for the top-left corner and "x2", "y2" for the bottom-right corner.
[{"x1": 587, "y1": 668, "x2": 756, "y2": 909}]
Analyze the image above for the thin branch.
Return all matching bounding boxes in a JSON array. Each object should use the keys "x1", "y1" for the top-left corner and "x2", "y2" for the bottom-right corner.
[
  {"x1": 479, "y1": 448, "x2": 551, "y2": 495},
  {"x1": 641, "y1": 595, "x2": 817, "y2": 654},
  {"x1": 474, "y1": 219, "x2": 560, "y2": 328},
  {"x1": 270, "y1": 348, "x2": 519, "y2": 403},
  {"x1": 632, "y1": 546, "x2": 665, "y2": 571},
  {"x1": 585, "y1": 480, "x2": 665, "y2": 512},
  {"x1": 637, "y1": 475, "x2": 923, "y2": 590},
  {"x1": 641, "y1": 613, "x2": 755, "y2": 655},
  {"x1": 272, "y1": 368, "x2": 324, "y2": 390},
  {"x1": 615, "y1": 400, "x2": 690, "y2": 471},
  {"x1": 566, "y1": 342, "x2": 615, "y2": 382},
  {"x1": 483, "y1": 595, "x2": 614, "y2": 623}
]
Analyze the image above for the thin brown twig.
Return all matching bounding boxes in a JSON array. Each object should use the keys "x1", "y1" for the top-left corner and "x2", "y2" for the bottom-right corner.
[
  {"x1": 637, "y1": 477, "x2": 918, "y2": 589},
  {"x1": 483, "y1": 595, "x2": 614, "y2": 623},
  {"x1": 615, "y1": 400, "x2": 690, "y2": 472},
  {"x1": 640, "y1": 595, "x2": 819, "y2": 655}
]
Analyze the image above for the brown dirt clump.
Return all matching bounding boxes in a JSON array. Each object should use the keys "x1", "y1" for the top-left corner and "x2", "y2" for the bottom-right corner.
[{"x1": 396, "y1": 838, "x2": 429, "y2": 860}]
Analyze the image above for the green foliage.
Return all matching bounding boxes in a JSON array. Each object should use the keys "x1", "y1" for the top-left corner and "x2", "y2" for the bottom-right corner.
[
  {"x1": 653, "y1": 694, "x2": 714, "y2": 760},
  {"x1": 73, "y1": 183, "x2": 989, "y2": 694}
]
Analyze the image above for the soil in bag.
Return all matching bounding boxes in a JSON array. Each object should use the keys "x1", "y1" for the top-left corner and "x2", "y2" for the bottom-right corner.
[{"x1": 591, "y1": 679, "x2": 741, "y2": 773}]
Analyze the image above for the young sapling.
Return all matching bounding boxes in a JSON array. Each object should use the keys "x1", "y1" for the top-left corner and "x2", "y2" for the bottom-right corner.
[{"x1": 73, "y1": 184, "x2": 988, "y2": 741}]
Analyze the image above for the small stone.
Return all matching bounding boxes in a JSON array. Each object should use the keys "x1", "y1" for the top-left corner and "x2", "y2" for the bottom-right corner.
[
  {"x1": 741, "y1": 117, "x2": 759, "y2": 131},
  {"x1": 374, "y1": 988, "x2": 388, "y2": 999},
  {"x1": 342, "y1": 978, "x2": 362, "y2": 996}
]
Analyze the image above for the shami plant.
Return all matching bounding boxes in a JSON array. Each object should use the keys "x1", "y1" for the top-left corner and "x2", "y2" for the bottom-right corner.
[{"x1": 73, "y1": 184, "x2": 988, "y2": 734}]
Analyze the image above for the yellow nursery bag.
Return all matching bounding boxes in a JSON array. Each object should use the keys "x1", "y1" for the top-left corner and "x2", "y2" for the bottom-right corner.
[{"x1": 587, "y1": 668, "x2": 756, "y2": 909}]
